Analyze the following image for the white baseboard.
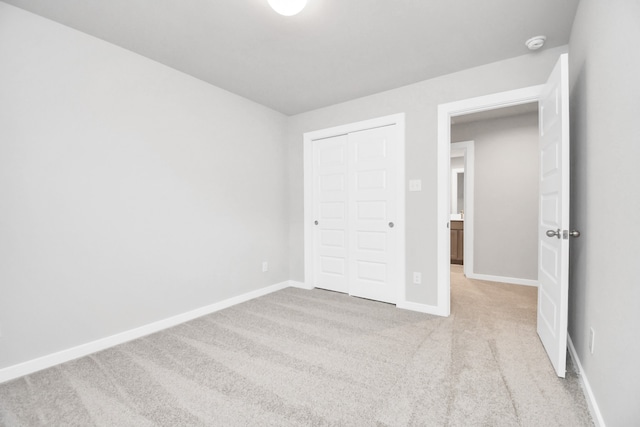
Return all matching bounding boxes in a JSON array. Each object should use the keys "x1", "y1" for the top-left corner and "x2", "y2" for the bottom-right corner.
[
  {"x1": 397, "y1": 300, "x2": 448, "y2": 316},
  {"x1": 567, "y1": 335, "x2": 606, "y2": 427},
  {"x1": 286, "y1": 280, "x2": 314, "y2": 290},
  {"x1": 467, "y1": 272, "x2": 538, "y2": 287},
  {"x1": 0, "y1": 281, "x2": 295, "y2": 384}
]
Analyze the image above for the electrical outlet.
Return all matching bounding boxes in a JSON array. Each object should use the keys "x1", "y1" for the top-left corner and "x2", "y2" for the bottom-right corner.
[
  {"x1": 413, "y1": 272, "x2": 422, "y2": 284},
  {"x1": 589, "y1": 328, "x2": 595, "y2": 354},
  {"x1": 262, "y1": 261, "x2": 269, "y2": 272},
  {"x1": 409, "y1": 179, "x2": 422, "y2": 192}
]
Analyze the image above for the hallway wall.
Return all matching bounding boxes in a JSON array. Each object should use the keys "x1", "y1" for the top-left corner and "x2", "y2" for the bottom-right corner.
[{"x1": 452, "y1": 112, "x2": 539, "y2": 281}]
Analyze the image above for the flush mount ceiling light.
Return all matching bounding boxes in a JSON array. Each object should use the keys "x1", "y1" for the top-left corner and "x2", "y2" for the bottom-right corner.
[
  {"x1": 525, "y1": 35, "x2": 547, "y2": 51},
  {"x1": 268, "y1": 0, "x2": 307, "y2": 16}
]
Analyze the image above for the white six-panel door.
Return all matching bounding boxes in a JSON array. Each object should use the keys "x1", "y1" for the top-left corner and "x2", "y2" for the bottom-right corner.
[
  {"x1": 313, "y1": 135, "x2": 349, "y2": 293},
  {"x1": 537, "y1": 54, "x2": 570, "y2": 378},
  {"x1": 348, "y1": 126, "x2": 397, "y2": 303},
  {"x1": 311, "y1": 123, "x2": 400, "y2": 304}
]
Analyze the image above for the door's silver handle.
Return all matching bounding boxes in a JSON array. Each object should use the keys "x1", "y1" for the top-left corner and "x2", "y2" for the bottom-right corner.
[
  {"x1": 388, "y1": 222, "x2": 394, "y2": 228},
  {"x1": 569, "y1": 230, "x2": 581, "y2": 238},
  {"x1": 314, "y1": 220, "x2": 318, "y2": 225},
  {"x1": 546, "y1": 229, "x2": 561, "y2": 238}
]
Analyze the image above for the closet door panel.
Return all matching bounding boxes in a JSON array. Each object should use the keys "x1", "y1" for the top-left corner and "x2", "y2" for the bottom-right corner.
[
  {"x1": 348, "y1": 126, "x2": 397, "y2": 303},
  {"x1": 313, "y1": 135, "x2": 348, "y2": 293}
]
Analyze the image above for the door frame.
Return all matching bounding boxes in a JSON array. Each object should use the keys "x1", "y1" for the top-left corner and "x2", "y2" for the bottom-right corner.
[
  {"x1": 303, "y1": 113, "x2": 406, "y2": 303},
  {"x1": 436, "y1": 86, "x2": 542, "y2": 316}
]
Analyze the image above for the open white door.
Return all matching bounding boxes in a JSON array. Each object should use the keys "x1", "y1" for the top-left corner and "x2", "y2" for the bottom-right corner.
[{"x1": 537, "y1": 54, "x2": 570, "y2": 378}]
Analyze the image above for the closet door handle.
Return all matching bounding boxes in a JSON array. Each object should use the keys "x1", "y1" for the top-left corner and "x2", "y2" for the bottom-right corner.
[
  {"x1": 388, "y1": 222, "x2": 394, "y2": 228},
  {"x1": 546, "y1": 229, "x2": 560, "y2": 238}
]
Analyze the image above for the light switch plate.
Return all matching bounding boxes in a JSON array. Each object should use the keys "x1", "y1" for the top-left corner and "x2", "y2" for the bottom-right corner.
[{"x1": 409, "y1": 179, "x2": 422, "y2": 192}]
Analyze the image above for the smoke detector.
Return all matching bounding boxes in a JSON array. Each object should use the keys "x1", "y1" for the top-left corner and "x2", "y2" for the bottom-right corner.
[{"x1": 526, "y1": 35, "x2": 547, "y2": 51}]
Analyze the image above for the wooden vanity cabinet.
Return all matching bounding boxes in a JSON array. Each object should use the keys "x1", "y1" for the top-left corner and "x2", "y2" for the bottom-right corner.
[{"x1": 450, "y1": 220, "x2": 464, "y2": 264}]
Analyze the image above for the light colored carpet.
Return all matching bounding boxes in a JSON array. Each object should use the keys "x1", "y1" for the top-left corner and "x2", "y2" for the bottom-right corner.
[{"x1": 0, "y1": 267, "x2": 593, "y2": 426}]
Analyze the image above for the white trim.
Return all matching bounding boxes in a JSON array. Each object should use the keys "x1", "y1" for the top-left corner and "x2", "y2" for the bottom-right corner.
[
  {"x1": 287, "y1": 280, "x2": 314, "y2": 290},
  {"x1": 437, "y1": 85, "x2": 543, "y2": 317},
  {"x1": 466, "y1": 273, "x2": 538, "y2": 287},
  {"x1": 303, "y1": 113, "x2": 406, "y2": 305},
  {"x1": 450, "y1": 141, "x2": 475, "y2": 278},
  {"x1": 0, "y1": 281, "x2": 296, "y2": 384},
  {"x1": 396, "y1": 117, "x2": 406, "y2": 306},
  {"x1": 396, "y1": 301, "x2": 448, "y2": 317},
  {"x1": 567, "y1": 335, "x2": 606, "y2": 427},
  {"x1": 303, "y1": 132, "x2": 314, "y2": 290}
]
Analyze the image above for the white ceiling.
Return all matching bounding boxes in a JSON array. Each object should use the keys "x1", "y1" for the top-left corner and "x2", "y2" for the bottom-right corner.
[{"x1": 2, "y1": 0, "x2": 579, "y2": 115}]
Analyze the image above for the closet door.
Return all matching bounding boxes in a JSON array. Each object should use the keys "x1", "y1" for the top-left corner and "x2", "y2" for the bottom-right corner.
[
  {"x1": 348, "y1": 125, "x2": 398, "y2": 303},
  {"x1": 312, "y1": 135, "x2": 348, "y2": 293}
]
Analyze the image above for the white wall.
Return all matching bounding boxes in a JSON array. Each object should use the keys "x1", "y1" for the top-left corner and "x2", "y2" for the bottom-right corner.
[
  {"x1": 287, "y1": 46, "x2": 567, "y2": 306},
  {"x1": 0, "y1": 4, "x2": 289, "y2": 369},
  {"x1": 568, "y1": 0, "x2": 640, "y2": 424},
  {"x1": 451, "y1": 112, "x2": 539, "y2": 281}
]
